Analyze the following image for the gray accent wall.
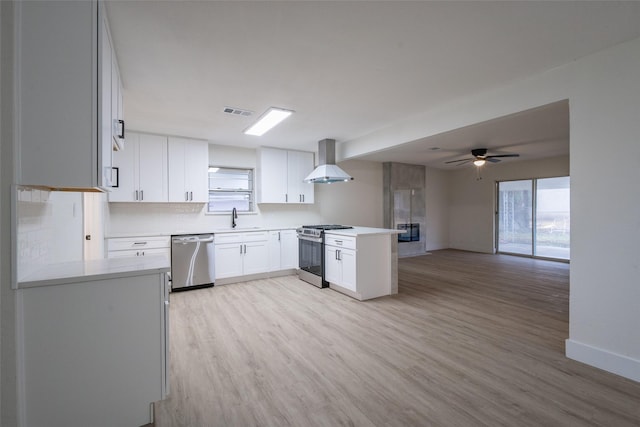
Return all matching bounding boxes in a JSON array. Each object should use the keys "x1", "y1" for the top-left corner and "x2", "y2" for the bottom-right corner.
[{"x1": 383, "y1": 162, "x2": 427, "y2": 257}]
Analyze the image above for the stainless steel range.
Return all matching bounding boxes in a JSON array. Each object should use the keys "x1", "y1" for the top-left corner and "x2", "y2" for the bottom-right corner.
[{"x1": 296, "y1": 225, "x2": 353, "y2": 288}]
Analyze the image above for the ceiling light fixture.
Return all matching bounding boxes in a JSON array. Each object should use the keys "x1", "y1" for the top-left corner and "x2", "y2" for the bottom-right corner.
[
  {"x1": 244, "y1": 107, "x2": 293, "y2": 136},
  {"x1": 473, "y1": 159, "x2": 486, "y2": 167}
]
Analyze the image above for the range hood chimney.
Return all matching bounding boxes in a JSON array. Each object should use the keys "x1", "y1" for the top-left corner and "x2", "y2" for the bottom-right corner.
[{"x1": 304, "y1": 139, "x2": 354, "y2": 184}]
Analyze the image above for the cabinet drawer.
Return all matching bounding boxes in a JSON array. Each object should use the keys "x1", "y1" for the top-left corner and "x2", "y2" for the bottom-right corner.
[
  {"x1": 242, "y1": 231, "x2": 269, "y2": 242},
  {"x1": 325, "y1": 235, "x2": 356, "y2": 250},
  {"x1": 214, "y1": 233, "x2": 242, "y2": 244},
  {"x1": 214, "y1": 231, "x2": 268, "y2": 244},
  {"x1": 107, "y1": 248, "x2": 170, "y2": 259},
  {"x1": 107, "y1": 236, "x2": 170, "y2": 251}
]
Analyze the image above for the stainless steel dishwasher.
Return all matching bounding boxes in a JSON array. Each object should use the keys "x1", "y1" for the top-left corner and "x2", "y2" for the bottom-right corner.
[{"x1": 171, "y1": 234, "x2": 215, "y2": 291}]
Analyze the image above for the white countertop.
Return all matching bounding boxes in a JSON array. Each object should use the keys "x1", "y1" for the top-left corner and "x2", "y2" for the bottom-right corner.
[
  {"x1": 325, "y1": 226, "x2": 406, "y2": 237},
  {"x1": 17, "y1": 256, "x2": 170, "y2": 289}
]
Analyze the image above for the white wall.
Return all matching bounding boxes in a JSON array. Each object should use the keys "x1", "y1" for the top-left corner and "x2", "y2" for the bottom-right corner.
[
  {"x1": 448, "y1": 156, "x2": 569, "y2": 253},
  {"x1": 424, "y1": 167, "x2": 449, "y2": 251},
  {"x1": 565, "y1": 37, "x2": 640, "y2": 381},
  {"x1": 317, "y1": 159, "x2": 384, "y2": 228}
]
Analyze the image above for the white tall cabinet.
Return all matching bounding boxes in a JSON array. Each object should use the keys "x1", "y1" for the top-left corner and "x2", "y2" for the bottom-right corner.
[
  {"x1": 109, "y1": 133, "x2": 168, "y2": 202},
  {"x1": 167, "y1": 137, "x2": 209, "y2": 203},
  {"x1": 257, "y1": 147, "x2": 315, "y2": 204},
  {"x1": 15, "y1": 0, "x2": 118, "y2": 190}
]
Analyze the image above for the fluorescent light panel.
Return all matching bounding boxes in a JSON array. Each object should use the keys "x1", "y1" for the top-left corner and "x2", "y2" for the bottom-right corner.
[{"x1": 244, "y1": 107, "x2": 293, "y2": 136}]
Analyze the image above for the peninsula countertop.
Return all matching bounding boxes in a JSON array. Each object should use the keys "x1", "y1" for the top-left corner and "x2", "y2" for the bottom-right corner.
[
  {"x1": 17, "y1": 256, "x2": 170, "y2": 289},
  {"x1": 324, "y1": 226, "x2": 406, "y2": 237}
]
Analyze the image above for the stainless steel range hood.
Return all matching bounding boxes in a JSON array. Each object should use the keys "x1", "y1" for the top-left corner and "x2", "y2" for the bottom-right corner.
[{"x1": 304, "y1": 139, "x2": 353, "y2": 184}]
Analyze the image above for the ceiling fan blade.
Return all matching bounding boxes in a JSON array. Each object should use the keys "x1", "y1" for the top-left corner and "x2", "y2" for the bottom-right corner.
[
  {"x1": 445, "y1": 157, "x2": 473, "y2": 164},
  {"x1": 486, "y1": 154, "x2": 520, "y2": 159},
  {"x1": 487, "y1": 157, "x2": 501, "y2": 163}
]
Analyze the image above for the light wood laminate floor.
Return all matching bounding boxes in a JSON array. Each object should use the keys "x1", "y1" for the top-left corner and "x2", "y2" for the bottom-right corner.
[{"x1": 156, "y1": 249, "x2": 640, "y2": 426}]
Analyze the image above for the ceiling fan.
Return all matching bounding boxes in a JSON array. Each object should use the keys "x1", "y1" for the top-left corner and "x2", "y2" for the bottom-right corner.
[{"x1": 445, "y1": 148, "x2": 520, "y2": 166}]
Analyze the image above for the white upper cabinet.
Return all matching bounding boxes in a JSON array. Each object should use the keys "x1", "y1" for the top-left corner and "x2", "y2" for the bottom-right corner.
[
  {"x1": 111, "y1": 54, "x2": 125, "y2": 151},
  {"x1": 167, "y1": 138, "x2": 209, "y2": 203},
  {"x1": 257, "y1": 147, "x2": 314, "y2": 204},
  {"x1": 15, "y1": 0, "x2": 117, "y2": 191},
  {"x1": 287, "y1": 150, "x2": 315, "y2": 204},
  {"x1": 109, "y1": 133, "x2": 168, "y2": 202},
  {"x1": 257, "y1": 148, "x2": 288, "y2": 203}
]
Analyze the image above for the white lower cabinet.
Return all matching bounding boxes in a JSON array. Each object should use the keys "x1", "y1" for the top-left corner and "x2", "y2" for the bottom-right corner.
[
  {"x1": 325, "y1": 239, "x2": 357, "y2": 292},
  {"x1": 324, "y1": 232, "x2": 394, "y2": 300},
  {"x1": 268, "y1": 229, "x2": 299, "y2": 271},
  {"x1": 18, "y1": 271, "x2": 169, "y2": 427},
  {"x1": 214, "y1": 232, "x2": 269, "y2": 279}
]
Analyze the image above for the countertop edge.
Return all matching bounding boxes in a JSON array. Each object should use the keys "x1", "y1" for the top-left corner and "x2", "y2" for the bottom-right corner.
[
  {"x1": 325, "y1": 227, "x2": 406, "y2": 237},
  {"x1": 17, "y1": 256, "x2": 170, "y2": 289}
]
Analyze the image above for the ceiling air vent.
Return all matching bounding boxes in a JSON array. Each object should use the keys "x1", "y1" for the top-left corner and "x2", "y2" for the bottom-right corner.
[{"x1": 222, "y1": 106, "x2": 253, "y2": 117}]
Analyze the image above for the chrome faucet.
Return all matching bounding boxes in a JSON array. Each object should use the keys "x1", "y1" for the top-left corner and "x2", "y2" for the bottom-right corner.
[{"x1": 231, "y1": 207, "x2": 238, "y2": 228}]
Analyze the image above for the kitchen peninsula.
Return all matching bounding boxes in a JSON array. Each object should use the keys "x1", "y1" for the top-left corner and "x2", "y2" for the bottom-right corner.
[{"x1": 324, "y1": 227, "x2": 404, "y2": 301}]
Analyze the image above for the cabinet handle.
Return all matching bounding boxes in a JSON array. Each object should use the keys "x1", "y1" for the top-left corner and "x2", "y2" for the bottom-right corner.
[
  {"x1": 190, "y1": 191, "x2": 193, "y2": 201},
  {"x1": 335, "y1": 240, "x2": 343, "y2": 245},
  {"x1": 136, "y1": 251, "x2": 140, "y2": 256},
  {"x1": 278, "y1": 232, "x2": 281, "y2": 241},
  {"x1": 285, "y1": 194, "x2": 288, "y2": 203},
  {"x1": 141, "y1": 251, "x2": 145, "y2": 256},
  {"x1": 118, "y1": 119, "x2": 125, "y2": 139},
  {"x1": 140, "y1": 190, "x2": 144, "y2": 201},
  {"x1": 240, "y1": 245, "x2": 243, "y2": 254},
  {"x1": 135, "y1": 190, "x2": 138, "y2": 201},
  {"x1": 133, "y1": 242, "x2": 147, "y2": 246},
  {"x1": 185, "y1": 191, "x2": 189, "y2": 201},
  {"x1": 244, "y1": 244, "x2": 247, "y2": 254}
]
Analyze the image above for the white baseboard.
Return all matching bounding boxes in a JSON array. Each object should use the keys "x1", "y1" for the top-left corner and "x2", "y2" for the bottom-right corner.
[{"x1": 565, "y1": 339, "x2": 640, "y2": 382}]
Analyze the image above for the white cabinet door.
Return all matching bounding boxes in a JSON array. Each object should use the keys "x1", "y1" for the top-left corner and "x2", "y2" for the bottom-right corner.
[
  {"x1": 268, "y1": 231, "x2": 282, "y2": 272},
  {"x1": 287, "y1": 150, "x2": 315, "y2": 204},
  {"x1": 339, "y1": 249, "x2": 357, "y2": 292},
  {"x1": 214, "y1": 243, "x2": 243, "y2": 279},
  {"x1": 168, "y1": 138, "x2": 208, "y2": 203},
  {"x1": 243, "y1": 241, "x2": 270, "y2": 275},
  {"x1": 138, "y1": 134, "x2": 168, "y2": 202},
  {"x1": 167, "y1": 139, "x2": 187, "y2": 202},
  {"x1": 325, "y1": 246, "x2": 341, "y2": 285},
  {"x1": 19, "y1": 273, "x2": 166, "y2": 427},
  {"x1": 110, "y1": 133, "x2": 168, "y2": 202},
  {"x1": 111, "y1": 63, "x2": 125, "y2": 150},
  {"x1": 257, "y1": 148, "x2": 288, "y2": 203},
  {"x1": 100, "y1": 14, "x2": 114, "y2": 188},
  {"x1": 184, "y1": 139, "x2": 209, "y2": 203},
  {"x1": 16, "y1": 1, "x2": 112, "y2": 190},
  {"x1": 109, "y1": 132, "x2": 138, "y2": 202},
  {"x1": 281, "y1": 230, "x2": 299, "y2": 269}
]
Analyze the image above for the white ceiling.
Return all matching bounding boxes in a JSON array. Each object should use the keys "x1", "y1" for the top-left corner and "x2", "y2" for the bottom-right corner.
[{"x1": 106, "y1": 1, "x2": 640, "y2": 166}]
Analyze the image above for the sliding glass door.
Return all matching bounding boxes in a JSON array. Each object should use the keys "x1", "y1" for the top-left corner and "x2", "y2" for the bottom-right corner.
[
  {"x1": 497, "y1": 177, "x2": 570, "y2": 260},
  {"x1": 498, "y1": 180, "x2": 533, "y2": 255}
]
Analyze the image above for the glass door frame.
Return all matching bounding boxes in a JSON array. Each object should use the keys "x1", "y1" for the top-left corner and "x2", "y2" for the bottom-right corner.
[{"x1": 495, "y1": 176, "x2": 570, "y2": 263}]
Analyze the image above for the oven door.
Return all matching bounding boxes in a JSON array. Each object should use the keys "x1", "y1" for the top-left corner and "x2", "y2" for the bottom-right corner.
[{"x1": 297, "y1": 234, "x2": 327, "y2": 288}]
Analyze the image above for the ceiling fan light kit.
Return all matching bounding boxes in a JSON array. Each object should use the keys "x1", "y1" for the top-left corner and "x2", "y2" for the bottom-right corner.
[{"x1": 445, "y1": 148, "x2": 520, "y2": 167}]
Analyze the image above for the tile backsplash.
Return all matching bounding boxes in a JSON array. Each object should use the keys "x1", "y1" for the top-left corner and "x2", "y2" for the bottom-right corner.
[
  {"x1": 16, "y1": 187, "x2": 54, "y2": 281},
  {"x1": 16, "y1": 187, "x2": 84, "y2": 281}
]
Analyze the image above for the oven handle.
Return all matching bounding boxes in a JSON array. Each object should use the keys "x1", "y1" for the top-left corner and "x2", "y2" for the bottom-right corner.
[{"x1": 296, "y1": 234, "x2": 323, "y2": 243}]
